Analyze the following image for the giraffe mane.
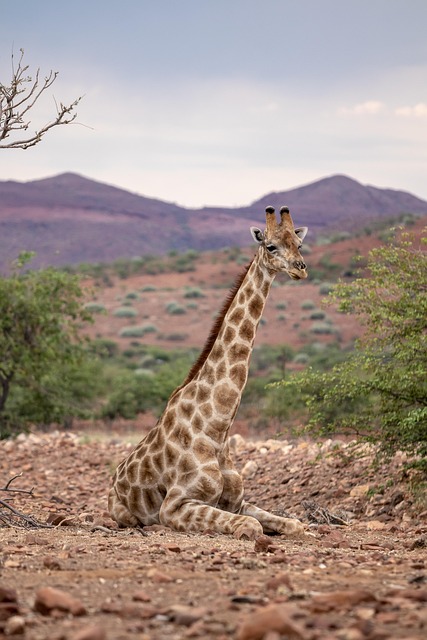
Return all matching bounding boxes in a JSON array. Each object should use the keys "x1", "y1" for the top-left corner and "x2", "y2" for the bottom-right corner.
[{"x1": 179, "y1": 258, "x2": 254, "y2": 387}]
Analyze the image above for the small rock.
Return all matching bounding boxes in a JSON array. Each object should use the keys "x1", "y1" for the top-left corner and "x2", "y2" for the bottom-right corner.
[
  {"x1": 350, "y1": 484, "x2": 370, "y2": 498},
  {"x1": 254, "y1": 536, "x2": 271, "y2": 553},
  {"x1": 4, "y1": 615, "x2": 25, "y2": 635},
  {"x1": 241, "y1": 461, "x2": 258, "y2": 479},
  {"x1": 366, "y1": 520, "x2": 386, "y2": 531},
  {"x1": 0, "y1": 603, "x2": 20, "y2": 622},
  {"x1": 311, "y1": 590, "x2": 376, "y2": 612},
  {"x1": 0, "y1": 587, "x2": 18, "y2": 603},
  {"x1": 237, "y1": 603, "x2": 307, "y2": 640},
  {"x1": 265, "y1": 573, "x2": 293, "y2": 592},
  {"x1": 132, "y1": 590, "x2": 152, "y2": 602},
  {"x1": 43, "y1": 556, "x2": 62, "y2": 570},
  {"x1": 71, "y1": 625, "x2": 106, "y2": 640},
  {"x1": 34, "y1": 586, "x2": 86, "y2": 616},
  {"x1": 146, "y1": 568, "x2": 174, "y2": 583},
  {"x1": 168, "y1": 604, "x2": 207, "y2": 626}
]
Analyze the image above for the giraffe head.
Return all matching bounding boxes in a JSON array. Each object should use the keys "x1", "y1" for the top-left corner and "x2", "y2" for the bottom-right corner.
[{"x1": 250, "y1": 206, "x2": 308, "y2": 280}]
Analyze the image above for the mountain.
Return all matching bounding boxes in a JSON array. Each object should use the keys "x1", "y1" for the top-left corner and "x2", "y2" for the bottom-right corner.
[{"x1": 0, "y1": 172, "x2": 426, "y2": 270}]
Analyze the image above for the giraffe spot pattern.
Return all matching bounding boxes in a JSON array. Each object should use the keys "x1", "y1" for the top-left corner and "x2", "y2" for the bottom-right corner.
[
  {"x1": 239, "y1": 318, "x2": 256, "y2": 342},
  {"x1": 213, "y1": 383, "x2": 239, "y2": 415},
  {"x1": 230, "y1": 363, "x2": 247, "y2": 389}
]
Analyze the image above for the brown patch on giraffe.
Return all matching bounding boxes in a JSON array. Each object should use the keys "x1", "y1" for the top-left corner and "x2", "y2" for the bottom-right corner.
[
  {"x1": 193, "y1": 437, "x2": 214, "y2": 461},
  {"x1": 229, "y1": 343, "x2": 250, "y2": 362},
  {"x1": 172, "y1": 425, "x2": 193, "y2": 449},
  {"x1": 192, "y1": 413, "x2": 203, "y2": 431},
  {"x1": 129, "y1": 485, "x2": 141, "y2": 510},
  {"x1": 213, "y1": 383, "x2": 239, "y2": 415},
  {"x1": 210, "y1": 344, "x2": 224, "y2": 362},
  {"x1": 138, "y1": 458, "x2": 155, "y2": 484},
  {"x1": 228, "y1": 307, "x2": 245, "y2": 325},
  {"x1": 223, "y1": 326, "x2": 236, "y2": 343},
  {"x1": 215, "y1": 361, "x2": 227, "y2": 380},
  {"x1": 243, "y1": 283, "x2": 254, "y2": 298},
  {"x1": 261, "y1": 280, "x2": 270, "y2": 297},
  {"x1": 200, "y1": 402, "x2": 213, "y2": 419},
  {"x1": 196, "y1": 384, "x2": 210, "y2": 403},
  {"x1": 249, "y1": 294, "x2": 264, "y2": 319},
  {"x1": 180, "y1": 453, "x2": 197, "y2": 474},
  {"x1": 201, "y1": 363, "x2": 216, "y2": 386},
  {"x1": 162, "y1": 409, "x2": 176, "y2": 431},
  {"x1": 164, "y1": 443, "x2": 179, "y2": 467},
  {"x1": 230, "y1": 363, "x2": 247, "y2": 389},
  {"x1": 254, "y1": 269, "x2": 264, "y2": 288},
  {"x1": 142, "y1": 487, "x2": 159, "y2": 513},
  {"x1": 182, "y1": 382, "x2": 196, "y2": 399},
  {"x1": 126, "y1": 461, "x2": 138, "y2": 484},
  {"x1": 179, "y1": 402, "x2": 195, "y2": 420},
  {"x1": 239, "y1": 318, "x2": 256, "y2": 343},
  {"x1": 152, "y1": 451, "x2": 164, "y2": 472}
]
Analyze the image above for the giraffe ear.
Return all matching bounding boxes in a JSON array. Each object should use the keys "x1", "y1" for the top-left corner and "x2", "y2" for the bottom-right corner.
[
  {"x1": 250, "y1": 227, "x2": 264, "y2": 245},
  {"x1": 295, "y1": 227, "x2": 308, "y2": 243}
]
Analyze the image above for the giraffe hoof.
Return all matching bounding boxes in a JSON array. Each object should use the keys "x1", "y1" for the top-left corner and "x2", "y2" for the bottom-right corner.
[
  {"x1": 280, "y1": 518, "x2": 305, "y2": 536},
  {"x1": 234, "y1": 520, "x2": 263, "y2": 541}
]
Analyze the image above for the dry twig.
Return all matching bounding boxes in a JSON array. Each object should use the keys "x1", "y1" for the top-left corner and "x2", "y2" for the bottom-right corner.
[{"x1": 0, "y1": 473, "x2": 52, "y2": 529}]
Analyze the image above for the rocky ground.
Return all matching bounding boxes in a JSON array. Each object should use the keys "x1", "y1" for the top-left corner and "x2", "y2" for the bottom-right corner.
[{"x1": 0, "y1": 431, "x2": 426, "y2": 640}]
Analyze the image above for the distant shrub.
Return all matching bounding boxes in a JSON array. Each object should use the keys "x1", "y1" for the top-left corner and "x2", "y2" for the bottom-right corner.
[
  {"x1": 141, "y1": 323, "x2": 157, "y2": 334},
  {"x1": 125, "y1": 291, "x2": 139, "y2": 300},
  {"x1": 84, "y1": 302, "x2": 106, "y2": 314},
  {"x1": 293, "y1": 353, "x2": 310, "y2": 364},
  {"x1": 310, "y1": 322, "x2": 335, "y2": 335},
  {"x1": 277, "y1": 314, "x2": 287, "y2": 322},
  {"x1": 119, "y1": 326, "x2": 147, "y2": 338},
  {"x1": 184, "y1": 287, "x2": 205, "y2": 299},
  {"x1": 309, "y1": 309, "x2": 326, "y2": 320},
  {"x1": 301, "y1": 299, "x2": 315, "y2": 310},
  {"x1": 113, "y1": 307, "x2": 138, "y2": 318},
  {"x1": 319, "y1": 282, "x2": 335, "y2": 295},
  {"x1": 186, "y1": 302, "x2": 198, "y2": 310},
  {"x1": 141, "y1": 285, "x2": 157, "y2": 292},
  {"x1": 165, "y1": 302, "x2": 187, "y2": 315},
  {"x1": 275, "y1": 302, "x2": 288, "y2": 310},
  {"x1": 161, "y1": 333, "x2": 188, "y2": 341}
]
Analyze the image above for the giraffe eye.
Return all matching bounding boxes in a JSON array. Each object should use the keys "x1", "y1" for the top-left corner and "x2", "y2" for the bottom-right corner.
[{"x1": 266, "y1": 244, "x2": 278, "y2": 253}]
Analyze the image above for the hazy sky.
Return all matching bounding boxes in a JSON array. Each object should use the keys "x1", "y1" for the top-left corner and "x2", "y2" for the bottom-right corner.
[{"x1": 1, "y1": 0, "x2": 426, "y2": 207}]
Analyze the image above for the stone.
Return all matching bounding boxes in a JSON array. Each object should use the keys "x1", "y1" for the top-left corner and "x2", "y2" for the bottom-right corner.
[
  {"x1": 236, "y1": 603, "x2": 307, "y2": 640},
  {"x1": 168, "y1": 604, "x2": 208, "y2": 626},
  {"x1": 34, "y1": 586, "x2": 86, "y2": 616},
  {"x1": 4, "y1": 615, "x2": 25, "y2": 635},
  {"x1": 70, "y1": 625, "x2": 106, "y2": 640},
  {"x1": 311, "y1": 590, "x2": 376, "y2": 612}
]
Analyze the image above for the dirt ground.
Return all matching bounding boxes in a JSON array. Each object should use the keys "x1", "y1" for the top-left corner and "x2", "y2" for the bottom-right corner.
[{"x1": 1, "y1": 431, "x2": 426, "y2": 640}]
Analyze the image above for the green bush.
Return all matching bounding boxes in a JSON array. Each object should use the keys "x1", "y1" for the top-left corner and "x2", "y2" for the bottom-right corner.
[
  {"x1": 319, "y1": 282, "x2": 334, "y2": 295},
  {"x1": 301, "y1": 299, "x2": 315, "y2": 310},
  {"x1": 272, "y1": 229, "x2": 427, "y2": 471},
  {"x1": 309, "y1": 309, "x2": 326, "y2": 320},
  {"x1": 119, "y1": 326, "x2": 147, "y2": 338},
  {"x1": 84, "y1": 302, "x2": 106, "y2": 314},
  {"x1": 113, "y1": 307, "x2": 138, "y2": 318},
  {"x1": 165, "y1": 302, "x2": 187, "y2": 315},
  {"x1": 183, "y1": 287, "x2": 205, "y2": 299}
]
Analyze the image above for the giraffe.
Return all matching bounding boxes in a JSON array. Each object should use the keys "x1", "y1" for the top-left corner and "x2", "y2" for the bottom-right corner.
[{"x1": 108, "y1": 205, "x2": 308, "y2": 540}]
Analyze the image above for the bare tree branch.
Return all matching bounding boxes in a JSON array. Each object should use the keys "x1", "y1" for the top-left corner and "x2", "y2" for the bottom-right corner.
[
  {"x1": 0, "y1": 48, "x2": 82, "y2": 150},
  {"x1": 0, "y1": 473, "x2": 52, "y2": 528}
]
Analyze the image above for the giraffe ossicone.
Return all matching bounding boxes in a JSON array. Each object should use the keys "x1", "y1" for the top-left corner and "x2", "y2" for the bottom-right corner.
[{"x1": 108, "y1": 206, "x2": 308, "y2": 539}]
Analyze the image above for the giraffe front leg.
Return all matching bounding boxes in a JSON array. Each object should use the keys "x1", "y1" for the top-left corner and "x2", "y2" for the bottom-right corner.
[
  {"x1": 240, "y1": 501, "x2": 305, "y2": 536},
  {"x1": 159, "y1": 489, "x2": 263, "y2": 539},
  {"x1": 108, "y1": 487, "x2": 139, "y2": 528}
]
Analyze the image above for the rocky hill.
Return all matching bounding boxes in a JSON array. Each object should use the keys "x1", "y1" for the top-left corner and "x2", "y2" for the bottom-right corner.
[{"x1": 1, "y1": 172, "x2": 426, "y2": 270}]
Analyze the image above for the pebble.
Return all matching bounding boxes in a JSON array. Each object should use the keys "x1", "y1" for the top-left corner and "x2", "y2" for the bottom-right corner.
[
  {"x1": 236, "y1": 603, "x2": 307, "y2": 640},
  {"x1": 33, "y1": 586, "x2": 86, "y2": 617}
]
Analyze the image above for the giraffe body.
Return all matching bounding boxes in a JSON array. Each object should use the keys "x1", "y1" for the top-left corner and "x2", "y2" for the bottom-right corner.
[{"x1": 109, "y1": 206, "x2": 308, "y2": 539}]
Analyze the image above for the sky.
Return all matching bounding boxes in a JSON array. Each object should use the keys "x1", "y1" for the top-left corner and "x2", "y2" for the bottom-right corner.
[{"x1": 1, "y1": 0, "x2": 426, "y2": 207}]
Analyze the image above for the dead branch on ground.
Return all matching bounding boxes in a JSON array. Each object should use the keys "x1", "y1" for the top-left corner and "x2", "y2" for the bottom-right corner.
[{"x1": 0, "y1": 473, "x2": 52, "y2": 529}]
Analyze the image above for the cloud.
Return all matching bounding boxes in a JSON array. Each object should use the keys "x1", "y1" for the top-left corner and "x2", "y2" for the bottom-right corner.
[
  {"x1": 338, "y1": 100, "x2": 385, "y2": 116},
  {"x1": 395, "y1": 103, "x2": 427, "y2": 117}
]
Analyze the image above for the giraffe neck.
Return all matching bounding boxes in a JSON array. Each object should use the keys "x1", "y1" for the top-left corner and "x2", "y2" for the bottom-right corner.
[{"x1": 167, "y1": 251, "x2": 275, "y2": 443}]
